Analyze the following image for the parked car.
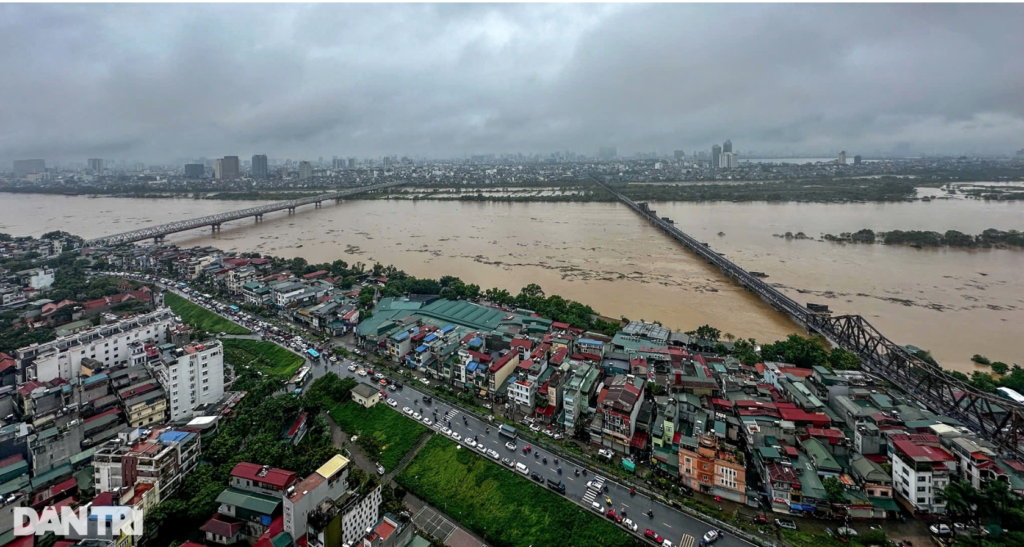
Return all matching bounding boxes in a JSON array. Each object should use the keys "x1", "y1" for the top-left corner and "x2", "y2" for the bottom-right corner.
[
  {"x1": 622, "y1": 518, "x2": 638, "y2": 532},
  {"x1": 591, "y1": 502, "x2": 603, "y2": 513},
  {"x1": 501, "y1": 457, "x2": 515, "y2": 468},
  {"x1": 702, "y1": 530, "x2": 720, "y2": 544},
  {"x1": 644, "y1": 529, "x2": 663, "y2": 543},
  {"x1": 929, "y1": 524, "x2": 951, "y2": 537},
  {"x1": 530, "y1": 472, "x2": 544, "y2": 482},
  {"x1": 402, "y1": 407, "x2": 413, "y2": 415},
  {"x1": 775, "y1": 519, "x2": 797, "y2": 531}
]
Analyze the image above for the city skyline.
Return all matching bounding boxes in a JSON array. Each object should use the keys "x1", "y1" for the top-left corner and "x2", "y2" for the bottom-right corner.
[{"x1": 2, "y1": 4, "x2": 1024, "y2": 164}]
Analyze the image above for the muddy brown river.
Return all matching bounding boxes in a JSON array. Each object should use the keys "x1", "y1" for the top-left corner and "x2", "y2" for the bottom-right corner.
[{"x1": 2, "y1": 193, "x2": 1021, "y2": 372}]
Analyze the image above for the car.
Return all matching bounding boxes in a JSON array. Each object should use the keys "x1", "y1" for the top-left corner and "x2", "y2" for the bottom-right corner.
[
  {"x1": 702, "y1": 530, "x2": 720, "y2": 544},
  {"x1": 413, "y1": 413, "x2": 421, "y2": 420},
  {"x1": 419, "y1": 378, "x2": 430, "y2": 386},
  {"x1": 476, "y1": 443, "x2": 488, "y2": 454},
  {"x1": 605, "y1": 509, "x2": 618, "y2": 521},
  {"x1": 389, "y1": 384, "x2": 397, "y2": 391},
  {"x1": 501, "y1": 457, "x2": 515, "y2": 468},
  {"x1": 422, "y1": 396, "x2": 432, "y2": 403},
  {"x1": 543, "y1": 429, "x2": 553, "y2": 437},
  {"x1": 752, "y1": 515, "x2": 768, "y2": 525},
  {"x1": 487, "y1": 449, "x2": 500, "y2": 460},
  {"x1": 836, "y1": 527, "x2": 858, "y2": 537},
  {"x1": 662, "y1": 541, "x2": 673, "y2": 547},
  {"x1": 422, "y1": 418, "x2": 433, "y2": 426},
  {"x1": 450, "y1": 432, "x2": 462, "y2": 442},
  {"x1": 775, "y1": 519, "x2": 797, "y2": 531},
  {"x1": 531, "y1": 472, "x2": 544, "y2": 482},
  {"x1": 402, "y1": 407, "x2": 413, "y2": 415},
  {"x1": 644, "y1": 530, "x2": 663, "y2": 543},
  {"x1": 440, "y1": 427, "x2": 452, "y2": 435},
  {"x1": 465, "y1": 438, "x2": 476, "y2": 448},
  {"x1": 219, "y1": 332, "x2": 227, "y2": 337},
  {"x1": 553, "y1": 433, "x2": 563, "y2": 440},
  {"x1": 358, "y1": 370, "x2": 367, "y2": 377},
  {"x1": 679, "y1": 484, "x2": 694, "y2": 496},
  {"x1": 530, "y1": 424, "x2": 541, "y2": 432},
  {"x1": 505, "y1": 442, "x2": 517, "y2": 450},
  {"x1": 387, "y1": 399, "x2": 398, "y2": 407},
  {"x1": 591, "y1": 502, "x2": 603, "y2": 513},
  {"x1": 376, "y1": 463, "x2": 385, "y2": 476},
  {"x1": 622, "y1": 519, "x2": 638, "y2": 533},
  {"x1": 347, "y1": 364, "x2": 357, "y2": 372},
  {"x1": 929, "y1": 524, "x2": 951, "y2": 536},
  {"x1": 598, "y1": 448, "x2": 614, "y2": 459}
]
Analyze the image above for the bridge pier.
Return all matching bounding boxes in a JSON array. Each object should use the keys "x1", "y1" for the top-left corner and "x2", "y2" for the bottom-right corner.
[
  {"x1": 254, "y1": 214, "x2": 263, "y2": 222},
  {"x1": 336, "y1": 198, "x2": 342, "y2": 204},
  {"x1": 314, "y1": 201, "x2": 322, "y2": 208},
  {"x1": 287, "y1": 207, "x2": 295, "y2": 214},
  {"x1": 153, "y1": 235, "x2": 165, "y2": 244},
  {"x1": 212, "y1": 223, "x2": 221, "y2": 233}
]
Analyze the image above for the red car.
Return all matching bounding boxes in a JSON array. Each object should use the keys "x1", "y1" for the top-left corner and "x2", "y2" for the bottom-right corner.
[
  {"x1": 606, "y1": 509, "x2": 617, "y2": 521},
  {"x1": 644, "y1": 530, "x2": 664, "y2": 543}
]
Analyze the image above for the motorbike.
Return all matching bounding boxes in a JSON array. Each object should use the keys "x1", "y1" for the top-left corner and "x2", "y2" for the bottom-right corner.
[
  {"x1": 535, "y1": 452, "x2": 539, "y2": 459},
  {"x1": 486, "y1": 428, "x2": 490, "y2": 434},
  {"x1": 582, "y1": 469, "x2": 587, "y2": 476},
  {"x1": 606, "y1": 498, "x2": 612, "y2": 505},
  {"x1": 647, "y1": 510, "x2": 654, "y2": 519},
  {"x1": 557, "y1": 467, "x2": 562, "y2": 475},
  {"x1": 554, "y1": 458, "x2": 558, "y2": 464},
  {"x1": 542, "y1": 457, "x2": 547, "y2": 464},
  {"x1": 630, "y1": 489, "x2": 636, "y2": 496},
  {"x1": 574, "y1": 469, "x2": 580, "y2": 477}
]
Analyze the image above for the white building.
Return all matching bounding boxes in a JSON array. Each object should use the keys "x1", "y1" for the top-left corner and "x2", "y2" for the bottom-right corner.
[
  {"x1": 17, "y1": 268, "x2": 55, "y2": 290},
  {"x1": 508, "y1": 377, "x2": 536, "y2": 409},
  {"x1": 16, "y1": 308, "x2": 177, "y2": 382},
  {"x1": 890, "y1": 434, "x2": 956, "y2": 515},
  {"x1": 152, "y1": 341, "x2": 225, "y2": 421}
]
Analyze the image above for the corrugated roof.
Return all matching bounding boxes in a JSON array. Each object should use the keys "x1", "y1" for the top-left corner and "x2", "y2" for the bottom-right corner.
[
  {"x1": 216, "y1": 487, "x2": 282, "y2": 515},
  {"x1": 316, "y1": 455, "x2": 350, "y2": 479}
]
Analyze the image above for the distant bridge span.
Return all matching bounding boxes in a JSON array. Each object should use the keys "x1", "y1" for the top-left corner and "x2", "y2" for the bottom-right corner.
[
  {"x1": 83, "y1": 179, "x2": 408, "y2": 247},
  {"x1": 588, "y1": 174, "x2": 1024, "y2": 456}
]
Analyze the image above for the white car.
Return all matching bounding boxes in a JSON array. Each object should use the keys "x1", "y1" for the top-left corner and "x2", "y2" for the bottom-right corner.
[
  {"x1": 703, "y1": 530, "x2": 720, "y2": 544},
  {"x1": 465, "y1": 438, "x2": 477, "y2": 448},
  {"x1": 487, "y1": 449, "x2": 500, "y2": 460},
  {"x1": 505, "y1": 442, "x2": 517, "y2": 450},
  {"x1": 591, "y1": 501, "x2": 602, "y2": 512},
  {"x1": 422, "y1": 418, "x2": 433, "y2": 426},
  {"x1": 387, "y1": 399, "x2": 398, "y2": 407},
  {"x1": 376, "y1": 463, "x2": 385, "y2": 475},
  {"x1": 450, "y1": 432, "x2": 462, "y2": 442},
  {"x1": 553, "y1": 433, "x2": 563, "y2": 440},
  {"x1": 403, "y1": 407, "x2": 413, "y2": 415},
  {"x1": 622, "y1": 518, "x2": 638, "y2": 532},
  {"x1": 357, "y1": 370, "x2": 367, "y2": 377},
  {"x1": 598, "y1": 448, "x2": 614, "y2": 459},
  {"x1": 419, "y1": 378, "x2": 430, "y2": 386},
  {"x1": 476, "y1": 443, "x2": 487, "y2": 454},
  {"x1": 930, "y1": 524, "x2": 951, "y2": 536},
  {"x1": 348, "y1": 364, "x2": 357, "y2": 372},
  {"x1": 413, "y1": 413, "x2": 421, "y2": 420},
  {"x1": 440, "y1": 427, "x2": 452, "y2": 435},
  {"x1": 662, "y1": 541, "x2": 673, "y2": 547},
  {"x1": 529, "y1": 424, "x2": 541, "y2": 432}
]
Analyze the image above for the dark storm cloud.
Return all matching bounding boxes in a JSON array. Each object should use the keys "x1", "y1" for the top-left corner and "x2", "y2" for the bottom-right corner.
[{"x1": 1, "y1": 3, "x2": 1023, "y2": 163}]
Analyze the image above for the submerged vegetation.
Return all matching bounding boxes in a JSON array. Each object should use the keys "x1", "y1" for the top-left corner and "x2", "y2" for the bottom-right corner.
[{"x1": 821, "y1": 228, "x2": 1024, "y2": 248}]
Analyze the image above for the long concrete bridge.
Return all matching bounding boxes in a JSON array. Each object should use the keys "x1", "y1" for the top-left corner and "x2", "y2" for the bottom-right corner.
[
  {"x1": 589, "y1": 174, "x2": 1024, "y2": 455},
  {"x1": 83, "y1": 179, "x2": 408, "y2": 247}
]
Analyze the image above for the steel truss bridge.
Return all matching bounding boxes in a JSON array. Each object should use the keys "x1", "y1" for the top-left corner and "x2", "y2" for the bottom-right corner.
[
  {"x1": 589, "y1": 175, "x2": 1024, "y2": 455},
  {"x1": 83, "y1": 179, "x2": 408, "y2": 247}
]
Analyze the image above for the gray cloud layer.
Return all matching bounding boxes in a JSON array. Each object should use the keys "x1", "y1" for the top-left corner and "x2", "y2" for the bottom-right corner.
[{"x1": 2, "y1": 3, "x2": 1023, "y2": 163}]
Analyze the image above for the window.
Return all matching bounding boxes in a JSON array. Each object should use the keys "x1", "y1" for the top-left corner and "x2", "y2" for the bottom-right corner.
[
  {"x1": 918, "y1": 476, "x2": 926, "y2": 482},
  {"x1": 917, "y1": 497, "x2": 926, "y2": 504},
  {"x1": 917, "y1": 486, "x2": 926, "y2": 492}
]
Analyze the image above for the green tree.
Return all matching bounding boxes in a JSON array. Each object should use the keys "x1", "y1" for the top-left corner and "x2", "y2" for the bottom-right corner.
[
  {"x1": 991, "y1": 361, "x2": 1010, "y2": 375},
  {"x1": 760, "y1": 334, "x2": 828, "y2": 369},
  {"x1": 828, "y1": 348, "x2": 861, "y2": 370},
  {"x1": 695, "y1": 324, "x2": 721, "y2": 343},
  {"x1": 972, "y1": 354, "x2": 992, "y2": 365},
  {"x1": 822, "y1": 476, "x2": 847, "y2": 505},
  {"x1": 937, "y1": 481, "x2": 979, "y2": 526}
]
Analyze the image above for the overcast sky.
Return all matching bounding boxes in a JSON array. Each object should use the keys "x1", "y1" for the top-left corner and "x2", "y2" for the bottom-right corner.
[{"x1": 2, "y1": 3, "x2": 1023, "y2": 164}]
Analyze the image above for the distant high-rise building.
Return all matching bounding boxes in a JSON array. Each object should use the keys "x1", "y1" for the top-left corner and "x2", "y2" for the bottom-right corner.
[
  {"x1": 347, "y1": 158, "x2": 356, "y2": 168},
  {"x1": 381, "y1": 156, "x2": 393, "y2": 168},
  {"x1": 13, "y1": 159, "x2": 45, "y2": 178},
  {"x1": 184, "y1": 164, "x2": 205, "y2": 178},
  {"x1": 838, "y1": 151, "x2": 847, "y2": 165},
  {"x1": 853, "y1": 155, "x2": 863, "y2": 165},
  {"x1": 220, "y1": 156, "x2": 240, "y2": 180},
  {"x1": 598, "y1": 146, "x2": 617, "y2": 160},
  {"x1": 711, "y1": 145, "x2": 722, "y2": 169},
  {"x1": 87, "y1": 158, "x2": 104, "y2": 173},
  {"x1": 251, "y1": 154, "x2": 268, "y2": 179},
  {"x1": 298, "y1": 161, "x2": 313, "y2": 180},
  {"x1": 214, "y1": 159, "x2": 223, "y2": 179},
  {"x1": 720, "y1": 152, "x2": 738, "y2": 169},
  {"x1": 673, "y1": 150, "x2": 685, "y2": 160},
  {"x1": 723, "y1": 140, "x2": 732, "y2": 154}
]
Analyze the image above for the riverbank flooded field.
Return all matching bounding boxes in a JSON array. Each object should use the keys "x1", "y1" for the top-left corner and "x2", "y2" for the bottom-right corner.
[{"x1": 2, "y1": 193, "x2": 1021, "y2": 372}]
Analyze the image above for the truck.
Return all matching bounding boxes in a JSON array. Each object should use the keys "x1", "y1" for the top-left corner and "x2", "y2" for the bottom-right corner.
[
  {"x1": 498, "y1": 424, "x2": 518, "y2": 440},
  {"x1": 546, "y1": 478, "x2": 566, "y2": 494}
]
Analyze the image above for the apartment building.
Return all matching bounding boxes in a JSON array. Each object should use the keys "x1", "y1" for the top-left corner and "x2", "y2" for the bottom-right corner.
[
  {"x1": 678, "y1": 434, "x2": 747, "y2": 503},
  {"x1": 890, "y1": 434, "x2": 956, "y2": 515},
  {"x1": 16, "y1": 308, "x2": 177, "y2": 382},
  {"x1": 150, "y1": 341, "x2": 225, "y2": 421},
  {"x1": 92, "y1": 426, "x2": 201, "y2": 502},
  {"x1": 592, "y1": 374, "x2": 645, "y2": 454}
]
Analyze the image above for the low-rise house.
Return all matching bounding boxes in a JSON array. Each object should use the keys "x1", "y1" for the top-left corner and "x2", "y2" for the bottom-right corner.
[{"x1": 351, "y1": 384, "x2": 380, "y2": 408}]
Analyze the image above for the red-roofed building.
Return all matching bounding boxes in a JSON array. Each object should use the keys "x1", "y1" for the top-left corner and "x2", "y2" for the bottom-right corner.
[
  {"x1": 230, "y1": 462, "x2": 298, "y2": 496},
  {"x1": 509, "y1": 338, "x2": 534, "y2": 358},
  {"x1": 594, "y1": 375, "x2": 646, "y2": 453},
  {"x1": 775, "y1": 403, "x2": 832, "y2": 427},
  {"x1": 890, "y1": 433, "x2": 956, "y2": 515},
  {"x1": 202, "y1": 514, "x2": 246, "y2": 545}
]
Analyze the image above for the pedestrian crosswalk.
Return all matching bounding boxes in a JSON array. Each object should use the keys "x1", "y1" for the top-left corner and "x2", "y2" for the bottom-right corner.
[
  {"x1": 443, "y1": 409, "x2": 459, "y2": 424},
  {"x1": 582, "y1": 475, "x2": 606, "y2": 504},
  {"x1": 679, "y1": 534, "x2": 695, "y2": 547}
]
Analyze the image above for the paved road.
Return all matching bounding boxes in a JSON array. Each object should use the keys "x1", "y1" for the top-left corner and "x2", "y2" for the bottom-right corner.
[{"x1": 329, "y1": 362, "x2": 751, "y2": 547}]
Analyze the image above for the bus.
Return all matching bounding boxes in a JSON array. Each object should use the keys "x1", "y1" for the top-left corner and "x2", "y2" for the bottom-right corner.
[
  {"x1": 307, "y1": 348, "x2": 320, "y2": 359},
  {"x1": 498, "y1": 424, "x2": 518, "y2": 440}
]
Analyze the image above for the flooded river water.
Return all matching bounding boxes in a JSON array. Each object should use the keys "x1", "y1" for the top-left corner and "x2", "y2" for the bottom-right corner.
[{"x1": 1, "y1": 193, "x2": 1021, "y2": 372}]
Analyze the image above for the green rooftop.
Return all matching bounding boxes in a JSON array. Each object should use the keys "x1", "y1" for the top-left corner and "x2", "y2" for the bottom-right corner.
[{"x1": 216, "y1": 487, "x2": 282, "y2": 515}]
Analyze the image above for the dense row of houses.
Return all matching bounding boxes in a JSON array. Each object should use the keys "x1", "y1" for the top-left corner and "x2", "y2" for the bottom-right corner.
[{"x1": 353, "y1": 296, "x2": 1024, "y2": 519}]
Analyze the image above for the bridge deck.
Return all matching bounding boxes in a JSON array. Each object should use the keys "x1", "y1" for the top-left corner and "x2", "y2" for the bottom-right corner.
[{"x1": 84, "y1": 179, "x2": 407, "y2": 247}]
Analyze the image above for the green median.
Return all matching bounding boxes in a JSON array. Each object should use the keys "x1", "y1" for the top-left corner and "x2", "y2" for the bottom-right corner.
[
  {"x1": 165, "y1": 292, "x2": 250, "y2": 334},
  {"x1": 397, "y1": 435, "x2": 644, "y2": 547},
  {"x1": 222, "y1": 338, "x2": 304, "y2": 380},
  {"x1": 329, "y1": 400, "x2": 429, "y2": 472}
]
